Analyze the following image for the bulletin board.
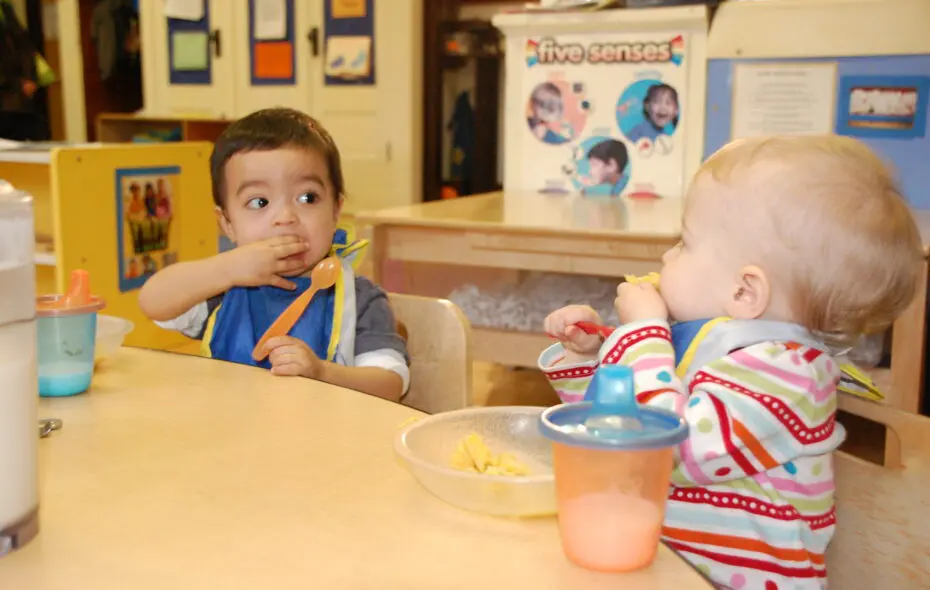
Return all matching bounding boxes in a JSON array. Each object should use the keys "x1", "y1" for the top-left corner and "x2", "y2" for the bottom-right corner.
[
  {"x1": 249, "y1": 0, "x2": 297, "y2": 86},
  {"x1": 514, "y1": 32, "x2": 689, "y2": 198},
  {"x1": 324, "y1": 0, "x2": 375, "y2": 86},
  {"x1": 49, "y1": 143, "x2": 216, "y2": 352},
  {"x1": 167, "y1": 0, "x2": 212, "y2": 85}
]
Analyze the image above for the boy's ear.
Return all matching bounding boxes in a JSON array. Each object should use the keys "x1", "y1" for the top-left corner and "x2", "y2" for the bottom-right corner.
[
  {"x1": 215, "y1": 207, "x2": 236, "y2": 242},
  {"x1": 334, "y1": 195, "x2": 344, "y2": 220}
]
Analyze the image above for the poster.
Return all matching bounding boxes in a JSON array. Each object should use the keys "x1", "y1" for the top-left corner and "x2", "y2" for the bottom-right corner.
[
  {"x1": 731, "y1": 63, "x2": 836, "y2": 139},
  {"x1": 331, "y1": 0, "x2": 366, "y2": 19},
  {"x1": 325, "y1": 36, "x2": 371, "y2": 79},
  {"x1": 116, "y1": 167, "x2": 181, "y2": 292},
  {"x1": 519, "y1": 33, "x2": 688, "y2": 198},
  {"x1": 836, "y1": 75, "x2": 929, "y2": 139},
  {"x1": 171, "y1": 31, "x2": 209, "y2": 71}
]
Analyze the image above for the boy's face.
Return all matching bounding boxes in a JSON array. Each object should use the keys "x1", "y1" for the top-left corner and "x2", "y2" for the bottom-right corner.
[
  {"x1": 588, "y1": 156, "x2": 619, "y2": 185},
  {"x1": 218, "y1": 146, "x2": 342, "y2": 277},
  {"x1": 646, "y1": 90, "x2": 678, "y2": 128}
]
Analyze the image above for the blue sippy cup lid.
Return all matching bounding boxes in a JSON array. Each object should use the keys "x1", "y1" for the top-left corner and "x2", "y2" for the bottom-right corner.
[{"x1": 539, "y1": 364, "x2": 688, "y2": 450}]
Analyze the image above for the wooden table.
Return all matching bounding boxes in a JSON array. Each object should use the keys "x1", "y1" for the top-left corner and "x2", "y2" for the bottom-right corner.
[
  {"x1": 357, "y1": 191, "x2": 930, "y2": 460},
  {"x1": 0, "y1": 349, "x2": 712, "y2": 589},
  {"x1": 357, "y1": 191, "x2": 682, "y2": 368}
]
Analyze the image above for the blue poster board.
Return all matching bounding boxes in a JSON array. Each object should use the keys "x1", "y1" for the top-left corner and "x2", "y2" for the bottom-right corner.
[
  {"x1": 324, "y1": 0, "x2": 375, "y2": 86},
  {"x1": 249, "y1": 0, "x2": 297, "y2": 86},
  {"x1": 167, "y1": 0, "x2": 212, "y2": 86}
]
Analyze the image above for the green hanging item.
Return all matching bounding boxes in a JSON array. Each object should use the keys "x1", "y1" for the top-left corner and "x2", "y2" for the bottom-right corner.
[{"x1": 35, "y1": 53, "x2": 55, "y2": 86}]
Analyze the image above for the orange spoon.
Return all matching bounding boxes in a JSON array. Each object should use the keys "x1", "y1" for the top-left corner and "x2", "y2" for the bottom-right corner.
[{"x1": 252, "y1": 257, "x2": 341, "y2": 361}]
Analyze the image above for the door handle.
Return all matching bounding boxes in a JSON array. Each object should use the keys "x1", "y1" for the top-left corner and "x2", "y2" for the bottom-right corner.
[
  {"x1": 308, "y1": 27, "x2": 320, "y2": 57},
  {"x1": 209, "y1": 29, "x2": 221, "y2": 58}
]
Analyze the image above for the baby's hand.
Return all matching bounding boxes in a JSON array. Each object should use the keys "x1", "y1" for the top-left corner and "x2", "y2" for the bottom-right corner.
[
  {"x1": 220, "y1": 236, "x2": 310, "y2": 290},
  {"x1": 260, "y1": 336, "x2": 324, "y2": 378},
  {"x1": 544, "y1": 305, "x2": 603, "y2": 357},
  {"x1": 615, "y1": 282, "x2": 668, "y2": 324}
]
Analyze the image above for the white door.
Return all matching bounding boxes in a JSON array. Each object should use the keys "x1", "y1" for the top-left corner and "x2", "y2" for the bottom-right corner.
[
  {"x1": 148, "y1": 0, "x2": 236, "y2": 118},
  {"x1": 311, "y1": 0, "x2": 423, "y2": 213},
  {"x1": 232, "y1": 0, "x2": 315, "y2": 117}
]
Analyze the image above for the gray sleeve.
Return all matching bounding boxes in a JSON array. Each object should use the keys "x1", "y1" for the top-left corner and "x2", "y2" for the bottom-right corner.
[
  {"x1": 354, "y1": 276, "x2": 409, "y2": 362},
  {"x1": 192, "y1": 295, "x2": 224, "y2": 340}
]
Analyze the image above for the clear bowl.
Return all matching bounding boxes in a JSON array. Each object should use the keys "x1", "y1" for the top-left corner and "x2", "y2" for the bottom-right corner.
[
  {"x1": 95, "y1": 315, "x2": 134, "y2": 363},
  {"x1": 394, "y1": 406, "x2": 556, "y2": 517}
]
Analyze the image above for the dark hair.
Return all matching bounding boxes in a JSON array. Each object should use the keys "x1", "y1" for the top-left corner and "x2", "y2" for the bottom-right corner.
[
  {"x1": 209, "y1": 107, "x2": 345, "y2": 208},
  {"x1": 587, "y1": 139, "x2": 629, "y2": 172},
  {"x1": 642, "y1": 83, "x2": 679, "y2": 128}
]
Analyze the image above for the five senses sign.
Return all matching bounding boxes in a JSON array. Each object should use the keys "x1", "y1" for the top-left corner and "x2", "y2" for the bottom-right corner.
[{"x1": 527, "y1": 36, "x2": 684, "y2": 67}]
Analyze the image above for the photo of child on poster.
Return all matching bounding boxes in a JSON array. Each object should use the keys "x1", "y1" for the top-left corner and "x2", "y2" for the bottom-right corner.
[
  {"x1": 117, "y1": 166, "x2": 180, "y2": 292},
  {"x1": 526, "y1": 79, "x2": 590, "y2": 145},
  {"x1": 617, "y1": 79, "x2": 680, "y2": 149},
  {"x1": 571, "y1": 135, "x2": 630, "y2": 197}
]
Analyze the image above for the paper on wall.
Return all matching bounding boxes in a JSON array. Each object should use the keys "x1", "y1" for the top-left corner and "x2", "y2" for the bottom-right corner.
[
  {"x1": 253, "y1": 0, "x2": 287, "y2": 41},
  {"x1": 331, "y1": 0, "x2": 367, "y2": 19},
  {"x1": 731, "y1": 63, "x2": 837, "y2": 138},
  {"x1": 325, "y1": 36, "x2": 371, "y2": 80},
  {"x1": 164, "y1": 0, "x2": 204, "y2": 22},
  {"x1": 172, "y1": 31, "x2": 209, "y2": 71}
]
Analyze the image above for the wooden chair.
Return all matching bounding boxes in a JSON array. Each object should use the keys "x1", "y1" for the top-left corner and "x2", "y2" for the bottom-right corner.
[
  {"x1": 827, "y1": 396, "x2": 930, "y2": 588},
  {"x1": 388, "y1": 293, "x2": 473, "y2": 413}
]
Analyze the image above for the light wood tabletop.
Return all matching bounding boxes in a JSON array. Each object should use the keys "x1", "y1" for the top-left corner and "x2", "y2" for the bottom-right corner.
[
  {"x1": 0, "y1": 348, "x2": 713, "y2": 589},
  {"x1": 356, "y1": 191, "x2": 930, "y2": 251},
  {"x1": 356, "y1": 191, "x2": 685, "y2": 239}
]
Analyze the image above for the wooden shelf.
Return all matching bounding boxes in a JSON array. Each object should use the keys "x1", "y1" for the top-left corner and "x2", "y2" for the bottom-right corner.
[
  {"x1": 35, "y1": 238, "x2": 56, "y2": 267},
  {"x1": 97, "y1": 114, "x2": 232, "y2": 144}
]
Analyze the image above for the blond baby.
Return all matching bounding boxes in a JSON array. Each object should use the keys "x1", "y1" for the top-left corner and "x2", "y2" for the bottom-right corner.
[{"x1": 542, "y1": 135, "x2": 922, "y2": 589}]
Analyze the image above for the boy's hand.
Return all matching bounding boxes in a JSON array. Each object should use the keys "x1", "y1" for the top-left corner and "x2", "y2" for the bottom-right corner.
[
  {"x1": 615, "y1": 282, "x2": 668, "y2": 324},
  {"x1": 544, "y1": 305, "x2": 603, "y2": 356},
  {"x1": 261, "y1": 336, "x2": 324, "y2": 378},
  {"x1": 220, "y1": 236, "x2": 310, "y2": 290}
]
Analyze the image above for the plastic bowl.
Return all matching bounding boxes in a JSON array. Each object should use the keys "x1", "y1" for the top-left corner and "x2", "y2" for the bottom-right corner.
[
  {"x1": 394, "y1": 406, "x2": 556, "y2": 517},
  {"x1": 95, "y1": 315, "x2": 134, "y2": 363}
]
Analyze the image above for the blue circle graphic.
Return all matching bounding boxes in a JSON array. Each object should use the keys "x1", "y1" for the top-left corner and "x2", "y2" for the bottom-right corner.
[
  {"x1": 571, "y1": 135, "x2": 631, "y2": 197},
  {"x1": 616, "y1": 79, "x2": 680, "y2": 144}
]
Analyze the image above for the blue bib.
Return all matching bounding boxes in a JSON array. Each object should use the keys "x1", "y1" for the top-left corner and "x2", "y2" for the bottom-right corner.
[
  {"x1": 207, "y1": 278, "x2": 335, "y2": 369},
  {"x1": 203, "y1": 227, "x2": 367, "y2": 368}
]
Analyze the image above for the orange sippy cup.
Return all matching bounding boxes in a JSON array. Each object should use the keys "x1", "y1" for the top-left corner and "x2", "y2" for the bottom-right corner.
[{"x1": 540, "y1": 364, "x2": 688, "y2": 573}]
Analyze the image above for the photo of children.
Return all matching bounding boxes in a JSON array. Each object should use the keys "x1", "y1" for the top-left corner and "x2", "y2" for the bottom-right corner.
[
  {"x1": 616, "y1": 79, "x2": 680, "y2": 147},
  {"x1": 117, "y1": 166, "x2": 180, "y2": 292},
  {"x1": 571, "y1": 135, "x2": 631, "y2": 197},
  {"x1": 848, "y1": 86, "x2": 918, "y2": 129},
  {"x1": 526, "y1": 79, "x2": 589, "y2": 145},
  {"x1": 836, "y1": 75, "x2": 928, "y2": 140}
]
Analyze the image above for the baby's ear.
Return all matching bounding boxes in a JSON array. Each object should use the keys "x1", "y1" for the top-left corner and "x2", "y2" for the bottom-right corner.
[{"x1": 725, "y1": 265, "x2": 770, "y2": 320}]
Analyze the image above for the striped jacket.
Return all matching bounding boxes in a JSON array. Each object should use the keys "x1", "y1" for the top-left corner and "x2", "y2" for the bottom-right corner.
[{"x1": 539, "y1": 319, "x2": 846, "y2": 590}]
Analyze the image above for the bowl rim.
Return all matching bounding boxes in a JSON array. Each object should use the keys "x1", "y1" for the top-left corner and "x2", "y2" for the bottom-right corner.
[
  {"x1": 394, "y1": 406, "x2": 554, "y2": 483},
  {"x1": 97, "y1": 314, "x2": 135, "y2": 335}
]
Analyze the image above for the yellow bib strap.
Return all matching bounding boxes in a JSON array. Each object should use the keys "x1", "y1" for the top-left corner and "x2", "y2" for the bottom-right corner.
[
  {"x1": 200, "y1": 303, "x2": 222, "y2": 358},
  {"x1": 675, "y1": 317, "x2": 731, "y2": 378}
]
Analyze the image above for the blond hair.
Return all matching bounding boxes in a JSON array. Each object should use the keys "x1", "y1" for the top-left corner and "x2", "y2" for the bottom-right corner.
[{"x1": 699, "y1": 135, "x2": 923, "y2": 343}]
